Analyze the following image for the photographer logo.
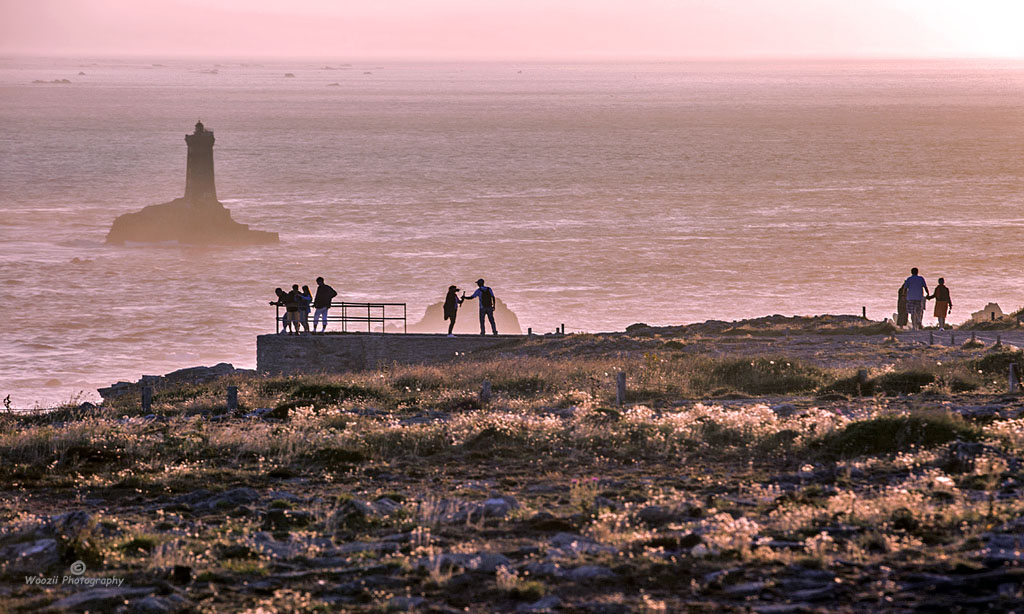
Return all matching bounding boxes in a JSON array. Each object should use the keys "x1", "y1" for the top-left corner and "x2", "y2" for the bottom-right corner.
[{"x1": 24, "y1": 560, "x2": 124, "y2": 587}]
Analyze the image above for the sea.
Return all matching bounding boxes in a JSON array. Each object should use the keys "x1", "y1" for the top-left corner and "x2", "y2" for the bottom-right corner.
[{"x1": 1, "y1": 57, "x2": 1022, "y2": 407}]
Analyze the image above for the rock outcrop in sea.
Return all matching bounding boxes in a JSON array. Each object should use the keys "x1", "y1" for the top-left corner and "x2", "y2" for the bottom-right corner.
[
  {"x1": 106, "y1": 121, "x2": 278, "y2": 245},
  {"x1": 406, "y1": 297, "x2": 523, "y2": 334}
]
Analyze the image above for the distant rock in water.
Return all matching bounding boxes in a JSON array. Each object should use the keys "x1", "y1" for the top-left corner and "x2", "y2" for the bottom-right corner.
[
  {"x1": 106, "y1": 121, "x2": 278, "y2": 246},
  {"x1": 107, "y1": 197, "x2": 277, "y2": 245},
  {"x1": 406, "y1": 297, "x2": 523, "y2": 335}
]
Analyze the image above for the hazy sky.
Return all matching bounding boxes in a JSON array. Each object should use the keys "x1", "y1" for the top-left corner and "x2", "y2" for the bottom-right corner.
[{"x1": 3, "y1": 0, "x2": 1024, "y2": 60}]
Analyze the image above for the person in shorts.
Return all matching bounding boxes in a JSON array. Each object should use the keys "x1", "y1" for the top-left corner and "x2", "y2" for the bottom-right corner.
[
  {"x1": 270, "y1": 288, "x2": 294, "y2": 334},
  {"x1": 291, "y1": 284, "x2": 310, "y2": 334},
  {"x1": 902, "y1": 268, "x2": 929, "y2": 331}
]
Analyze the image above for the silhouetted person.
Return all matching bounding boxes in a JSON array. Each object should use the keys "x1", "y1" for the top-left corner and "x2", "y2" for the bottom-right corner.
[
  {"x1": 443, "y1": 285, "x2": 463, "y2": 337},
  {"x1": 463, "y1": 278, "x2": 497, "y2": 335},
  {"x1": 928, "y1": 278, "x2": 953, "y2": 331},
  {"x1": 270, "y1": 288, "x2": 294, "y2": 334},
  {"x1": 896, "y1": 285, "x2": 909, "y2": 328},
  {"x1": 300, "y1": 285, "x2": 313, "y2": 333},
  {"x1": 312, "y1": 277, "x2": 338, "y2": 333},
  {"x1": 289, "y1": 284, "x2": 310, "y2": 335},
  {"x1": 902, "y1": 267, "x2": 929, "y2": 330}
]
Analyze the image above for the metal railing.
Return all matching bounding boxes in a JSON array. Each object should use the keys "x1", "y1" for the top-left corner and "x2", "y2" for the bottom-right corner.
[{"x1": 273, "y1": 301, "x2": 407, "y2": 334}]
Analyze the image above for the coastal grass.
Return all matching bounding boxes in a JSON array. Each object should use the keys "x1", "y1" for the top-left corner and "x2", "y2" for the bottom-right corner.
[
  {"x1": 0, "y1": 352, "x2": 1011, "y2": 477},
  {"x1": 811, "y1": 410, "x2": 981, "y2": 459},
  {"x1": 974, "y1": 349, "x2": 1024, "y2": 376},
  {"x1": 4, "y1": 346, "x2": 1024, "y2": 612}
]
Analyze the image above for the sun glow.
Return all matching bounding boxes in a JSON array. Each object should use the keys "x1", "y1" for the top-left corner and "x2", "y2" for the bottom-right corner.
[{"x1": 904, "y1": 0, "x2": 1024, "y2": 57}]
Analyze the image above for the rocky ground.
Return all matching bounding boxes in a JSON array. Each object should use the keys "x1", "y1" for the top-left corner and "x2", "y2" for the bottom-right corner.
[{"x1": 1, "y1": 316, "x2": 1023, "y2": 613}]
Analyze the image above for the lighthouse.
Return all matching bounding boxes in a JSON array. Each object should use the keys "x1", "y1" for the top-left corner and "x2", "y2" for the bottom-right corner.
[
  {"x1": 184, "y1": 120, "x2": 217, "y2": 202},
  {"x1": 105, "y1": 122, "x2": 277, "y2": 245}
]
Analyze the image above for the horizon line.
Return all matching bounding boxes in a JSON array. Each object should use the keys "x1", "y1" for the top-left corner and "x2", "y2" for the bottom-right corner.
[{"x1": 4, "y1": 51, "x2": 1024, "y2": 64}]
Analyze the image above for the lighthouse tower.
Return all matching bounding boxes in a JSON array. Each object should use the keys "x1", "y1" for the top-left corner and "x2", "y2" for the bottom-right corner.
[
  {"x1": 184, "y1": 120, "x2": 217, "y2": 202},
  {"x1": 105, "y1": 122, "x2": 278, "y2": 245}
]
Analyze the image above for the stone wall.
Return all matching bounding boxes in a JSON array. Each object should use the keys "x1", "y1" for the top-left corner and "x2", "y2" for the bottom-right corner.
[{"x1": 257, "y1": 333, "x2": 526, "y2": 375}]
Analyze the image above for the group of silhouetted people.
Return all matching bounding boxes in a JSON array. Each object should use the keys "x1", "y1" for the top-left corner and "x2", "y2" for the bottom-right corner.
[
  {"x1": 271, "y1": 270, "x2": 964, "y2": 336},
  {"x1": 270, "y1": 277, "x2": 498, "y2": 336},
  {"x1": 898, "y1": 267, "x2": 953, "y2": 331},
  {"x1": 271, "y1": 277, "x2": 337, "y2": 334}
]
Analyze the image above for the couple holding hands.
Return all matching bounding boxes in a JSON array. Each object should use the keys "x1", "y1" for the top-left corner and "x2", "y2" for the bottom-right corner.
[{"x1": 444, "y1": 278, "x2": 498, "y2": 336}]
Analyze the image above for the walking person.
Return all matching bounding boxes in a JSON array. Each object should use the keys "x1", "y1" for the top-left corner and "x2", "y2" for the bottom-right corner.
[
  {"x1": 462, "y1": 278, "x2": 498, "y2": 335},
  {"x1": 902, "y1": 267, "x2": 929, "y2": 331},
  {"x1": 443, "y1": 285, "x2": 463, "y2": 337},
  {"x1": 312, "y1": 277, "x2": 338, "y2": 334},
  {"x1": 928, "y1": 278, "x2": 953, "y2": 331}
]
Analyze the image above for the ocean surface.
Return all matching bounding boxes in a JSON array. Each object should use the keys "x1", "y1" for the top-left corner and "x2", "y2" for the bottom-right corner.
[{"x1": 1, "y1": 58, "x2": 1022, "y2": 407}]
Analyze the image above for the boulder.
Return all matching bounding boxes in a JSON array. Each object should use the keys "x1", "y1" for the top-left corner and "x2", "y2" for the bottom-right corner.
[
  {"x1": 52, "y1": 510, "x2": 96, "y2": 541},
  {"x1": 985, "y1": 532, "x2": 1024, "y2": 563},
  {"x1": 129, "y1": 594, "x2": 189, "y2": 614},
  {"x1": 163, "y1": 363, "x2": 237, "y2": 384},
  {"x1": 481, "y1": 495, "x2": 519, "y2": 518},
  {"x1": 0, "y1": 538, "x2": 61, "y2": 573},
  {"x1": 516, "y1": 596, "x2": 562, "y2": 613},
  {"x1": 98, "y1": 363, "x2": 242, "y2": 400},
  {"x1": 194, "y1": 487, "x2": 260, "y2": 512},
  {"x1": 97, "y1": 381, "x2": 134, "y2": 399},
  {"x1": 371, "y1": 497, "x2": 403, "y2": 516},
  {"x1": 568, "y1": 564, "x2": 615, "y2": 582},
  {"x1": 50, "y1": 587, "x2": 156, "y2": 611}
]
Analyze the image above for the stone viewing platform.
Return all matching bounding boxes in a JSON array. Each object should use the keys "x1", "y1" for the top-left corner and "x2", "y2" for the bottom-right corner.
[{"x1": 257, "y1": 333, "x2": 526, "y2": 376}]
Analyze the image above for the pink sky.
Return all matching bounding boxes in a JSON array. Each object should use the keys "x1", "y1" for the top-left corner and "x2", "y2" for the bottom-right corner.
[{"x1": 3, "y1": 0, "x2": 1024, "y2": 60}]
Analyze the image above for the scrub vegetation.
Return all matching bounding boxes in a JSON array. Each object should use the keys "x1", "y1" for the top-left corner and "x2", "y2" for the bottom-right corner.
[{"x1": 2, "y1": 318, "x2": 1023, "y2": 613}]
